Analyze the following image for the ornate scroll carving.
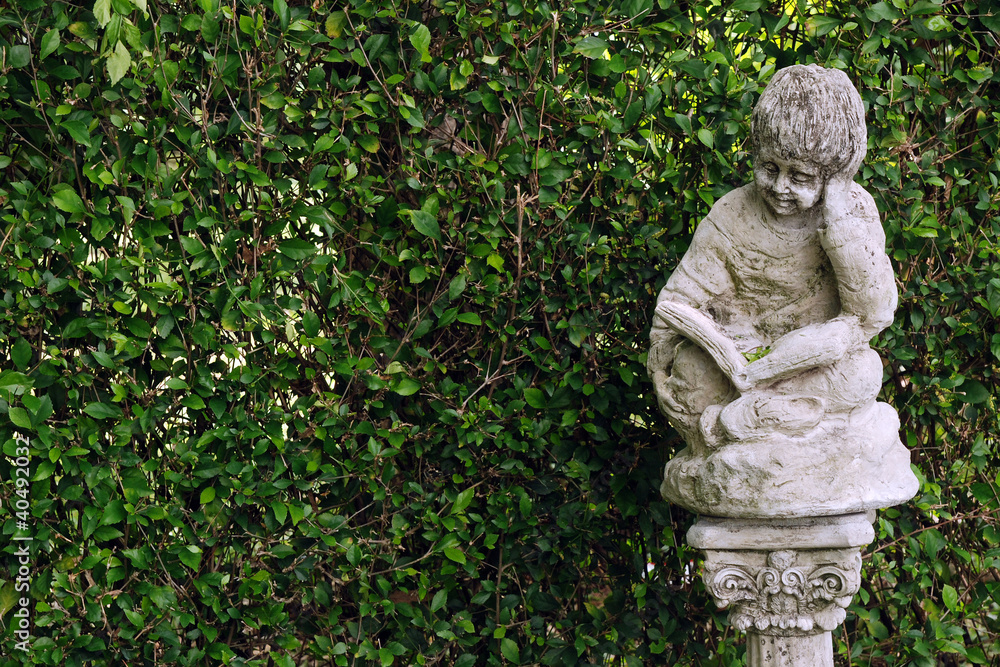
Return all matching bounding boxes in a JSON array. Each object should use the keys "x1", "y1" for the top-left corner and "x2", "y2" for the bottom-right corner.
[{"x1": 703, "y1": 549, "x2": 862, "y2": 637}]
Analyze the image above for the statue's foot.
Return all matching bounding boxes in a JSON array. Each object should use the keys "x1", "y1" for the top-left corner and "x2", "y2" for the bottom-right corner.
[
  {"x1": 698, "y1": 404, "x2": 726, "y2": 450},
  {"x1": 719, "y1": 394, "x2": 823, "y2": 441}
]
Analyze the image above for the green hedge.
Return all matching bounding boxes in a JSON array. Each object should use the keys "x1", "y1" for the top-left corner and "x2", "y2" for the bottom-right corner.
[{"x1": 0, "y1": 0, "x2": 997, "y2": 665}]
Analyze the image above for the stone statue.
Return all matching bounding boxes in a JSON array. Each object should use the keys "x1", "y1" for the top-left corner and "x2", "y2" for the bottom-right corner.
[{"x1": 648, "y1": 64, "x2": 918, "y2": 518}]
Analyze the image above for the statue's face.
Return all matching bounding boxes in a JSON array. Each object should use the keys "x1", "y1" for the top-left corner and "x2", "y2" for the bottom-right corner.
[{"x1": 753, "y1": 149, "x2": 824, "y2": 218}]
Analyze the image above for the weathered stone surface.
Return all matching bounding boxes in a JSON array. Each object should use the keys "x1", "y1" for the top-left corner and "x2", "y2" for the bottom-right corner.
[
  {"x1": 648, "y1": 64, "x2": 918, "y2": 518},
  {"x1": 687, "y1": 512, "x2": 875, "y2": 551},
  {"x1": 661, "y1": 402, "x2": 917, "y2": 517},
  {"x1": 746, "y1": 633, "x2": 833, "y2": 667},
  {"x1": 702, "y1": 548, "x2": 861, "y2": 635},
  {"x1": 689, "y1": 514, "x2": 869, "y2": 666}
]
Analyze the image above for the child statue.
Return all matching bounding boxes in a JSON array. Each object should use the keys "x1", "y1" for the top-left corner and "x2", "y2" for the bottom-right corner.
[{"x1": 648, "y1": 65, "x2": 918, "y2": 517}]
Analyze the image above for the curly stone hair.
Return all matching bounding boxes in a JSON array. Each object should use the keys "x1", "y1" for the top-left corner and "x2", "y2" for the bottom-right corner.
[{"x1": 750, "y1": 64, "x2": 867, "y2": 179}]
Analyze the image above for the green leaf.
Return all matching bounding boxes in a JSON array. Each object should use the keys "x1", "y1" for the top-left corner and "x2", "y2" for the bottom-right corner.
[
  {"x1": 68, "y1": 21, "x2": 98, "y2": 40},
  {"x1": 622, "y1": 100, "x2": 643, "y2": 129},
  {"x1": 486, "y1": 253, "x2": 504, "y2": 271},
  {"x1": 261, "y1": 93, "x2": 286, "y2": 109},
  {"x1": 808, "y1": 15, "x2": 841, "y2": 36},
  {"x1": 107, "y1": 41, "x2": 131, "y2": 84},
  {"x1": 40, "y1": 29, "x2": 60, "y2": 60},
  {"x1": 925, "y1": 15, "x2": 953, "y2": 32},
  {"x1": 500, "y1": 638, "x2": 519, "y2": 663},
  {"x1": 178, "y1": 545, "x2": 202, "y2": 569},
  {"x1": 456, "y1": 312, "x2": 481, "y2": 325},
  {"x1": 0, "y1": 371, "x2": 33, "y2": 395},
  {"x1": 574, "y1": 36, "x2": 608, "y2": 59},
  {"x1": 393, "y1": 378, "x2": 421, "y2": 396},
  {"x1": 539, "y1": 164, "x2": 574, "y2": 186},
  {"x1": 958, "y1": 380, "x2": 989, "y2": 404},
  {"x1": 239, "y1": 14, "x2": 256, "y2": 35},
  {"x1": 8, "y1": 407, "x2": 32, "y2": 429},
  {"x1": 346, "y1": 543, "x2": 361, "y2": 567},
  {"x1": 52, "y1": 188, "x2": 86, "y2": 213},
  {"x1": 408, "y1": 210, "x2": 441, "y2": 242},
  {"x1": 410, "y1": 23, "x2": 431, "y2": 62},
  {"x1": 697, "y1": 128, "x2": 714, "y2": 148},
  {"x1": 278, "y1": 239, "x2": 317, "y2": 260},
  {"x1": 25, "y1": 395, "x2": 52, "y2": 423},
  {"x1": 94, "y1": 0, "x2": 112, "y2": 27},
  {"x1": 166, "y1": 377, "x2": 188, "y2": 390},
  {"x1": 301, "y1": 310, "x2": 320, "y2": 337},
  {"x1": 448, "y1": 273, "x2": 467, "y2": 300},
  {"x1": 91, "y1": 348, "x2": 115, "y2": 368},
  {"x1": 325, "y1": 10, "x2": 347, "y2": 38},
  {"x1": 357, "y1": 134, "x2": 380, "y2": 153},
  {"x1": 942, "y1": 584, "x2": 958, "y2": 612},
  {"x1": 102, "y1": 500, "x2": 127, "y2": 525},
  {"x1": 409, "y1": 265, "x2": 427, "y2": 283},
  {"x1": 200, "y1": 487, "x2": 216, "y2": 504},
  {"x1": 11, "y1": 338, "x2": 31, "y2": 370},
  {"x1": 865, "y1": 1, "x2": 900, "y2": 22},
  {"x1": 201, "y1": 15, "x2": 221, "y2": 43},
  {"x1": 966, "y1": 647, "x2": 990, "y2": 664},
  {"x1": 968, "y1": 66, "x2": 992, "y2": 82},
  {"x1": 0, "y1": 582, "x2": 18, "y2": 619},
  {"x1": 451, "y1": 488, "x2": 474, "y2": 514},
  {"x1": 8, "y1": 45, "x2": 30, "y2": 68},
  {"x1": 430, "y1": 589, "x2": 447, "y2": 612},
  {"x1": 83, "y1": 402, "x2": 123, "y2": 420},
  {"x1": 272, "y1": 0, "x2": 289, "y2": 31},
  {"x1": 61, "y1": 120, "x2": 92, "y2": 147},
  {"x1": 524, "y1": 388, "x2": 545, "y2": 408},
  {"x1": 272, "y1": 501, "x2": 288, "y2": 525},
  {"x1": 443, "y1": 547, "x2": 466, "y2": 564}
]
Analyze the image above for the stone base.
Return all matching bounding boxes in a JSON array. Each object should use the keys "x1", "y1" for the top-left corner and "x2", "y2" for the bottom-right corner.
[
  {"x1": 687, "y1": 513, "x2": 873, "y2": 666},
  {"x1": 662, "y1": 402, "x2": 919, "y2": 518}
]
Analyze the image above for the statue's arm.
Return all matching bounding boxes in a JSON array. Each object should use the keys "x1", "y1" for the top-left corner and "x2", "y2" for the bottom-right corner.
[
  {"x1": 742, "y1": 184, "x2": 896, "y2": 389},
  {"x1": 649, "y1": 216, "x2": 734, "y2": 371},
  {"x1": 742, "y1": 317, "x2": 864, "y2": 387},
  {"x1": 819, "y1": 183, "x2": 898, "y2": 337}
]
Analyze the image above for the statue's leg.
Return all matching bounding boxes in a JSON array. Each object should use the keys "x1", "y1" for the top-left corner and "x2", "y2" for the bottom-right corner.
[
  {"x1": 816, "y1": 347, "x2": 883, "y2": 412},
  {"x1": 661, "y1": 341, "x2": 737, "y2": 453},
  {"x1": 718, "y1": 392, "x2": 824, "y2": 440},
  {"x1": 767, "y1": 346, "x2": 883, "y2": 412},
  {"x1": 717, "y1": 347, "x2": 883, "y2": 441}
]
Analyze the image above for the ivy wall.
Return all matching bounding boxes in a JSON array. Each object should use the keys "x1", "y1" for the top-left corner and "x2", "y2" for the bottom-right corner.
[{"x1": 0, "y1": 0, "x2": 998, "y2": 665}]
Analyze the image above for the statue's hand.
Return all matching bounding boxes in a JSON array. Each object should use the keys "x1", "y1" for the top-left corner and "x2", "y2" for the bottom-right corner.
[
  {"x1": 741, "y1": 317, "x2": 863, "y2": 387},
  {"x1": 822, "y1": 175, "x2": 854, "y2": 227},
  {"x1": 647, "y1": 337, "x2": 678, "y2": 380},
  {"x1": 729, "y1": 368, "x2": 752, "y2": 394}
]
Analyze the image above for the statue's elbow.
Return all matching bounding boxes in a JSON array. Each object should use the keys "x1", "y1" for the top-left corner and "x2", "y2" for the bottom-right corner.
[{"x1": 862, "y1": 305, "x2": 896, "y2": 336}]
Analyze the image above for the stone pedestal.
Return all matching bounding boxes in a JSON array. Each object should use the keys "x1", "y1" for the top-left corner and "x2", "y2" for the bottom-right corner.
[{"x1": 688, "y1": 512, "x2": 874, "y2": 666}]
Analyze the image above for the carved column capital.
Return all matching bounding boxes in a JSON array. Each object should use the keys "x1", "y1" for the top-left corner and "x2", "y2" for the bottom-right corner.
[{"x1": 703, "y1": 547, "x2": 862, "y2": 636}]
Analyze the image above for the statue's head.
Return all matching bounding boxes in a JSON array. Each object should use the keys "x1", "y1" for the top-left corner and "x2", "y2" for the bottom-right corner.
[{"x1": 750, "y1": 64, "x2": 867, "y2": 182}]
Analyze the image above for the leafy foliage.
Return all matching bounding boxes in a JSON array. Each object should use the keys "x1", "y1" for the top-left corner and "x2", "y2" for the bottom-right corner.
[{"x1": 0, "y1": 0, "x2": 997, "y2": 665}]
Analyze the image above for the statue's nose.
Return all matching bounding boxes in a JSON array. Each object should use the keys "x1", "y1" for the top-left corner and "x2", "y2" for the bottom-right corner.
[{"x1": 773, "y1": 171, "x2": 792, "y2": 193}]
